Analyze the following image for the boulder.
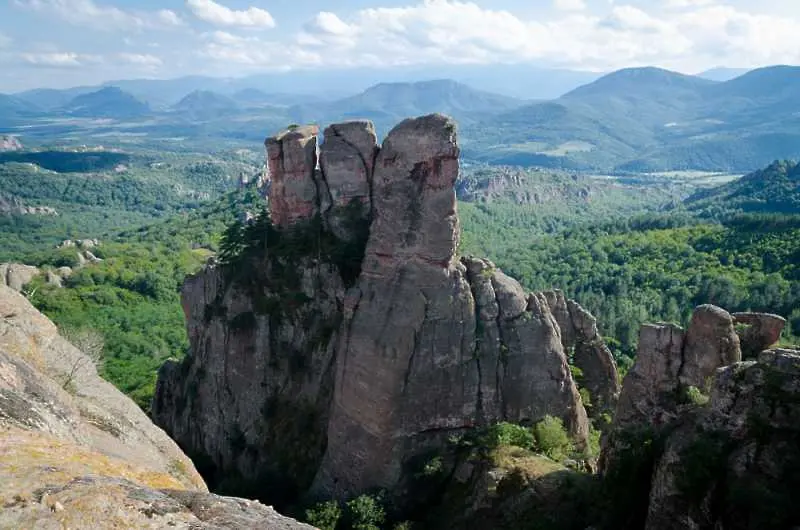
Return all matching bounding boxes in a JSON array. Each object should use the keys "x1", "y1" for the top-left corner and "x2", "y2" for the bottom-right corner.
[
  {"x1": 0, "y1": 263, "x2": 40, "y2": 292},
  {"x1": 733, "y1": 312, "x2": 786, "y2": 358},
  {"x1": 266, "y1": 125, "x2": 320, "y2": 227}
]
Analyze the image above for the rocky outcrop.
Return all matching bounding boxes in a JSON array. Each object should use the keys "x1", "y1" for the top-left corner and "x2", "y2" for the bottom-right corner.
[
  {"x1": 0, "y1": 194, "x2": 57, "y2": 216},
  {"x1": 0, "y1": 263, "x2": 40, "y2": 292},
  {"x1": 542, "y1": 290, "x2": 620, "y2": 419},
  {"x1": 0, "y1": 134, "x2": 23, "y2": 151},
  {"x1": 732, "y1": 312, "x2": 786, "y2": 358},
  {"x1": 153, "y1": 115, "x2": 600, "y2": 506},
  {"x1": 599, "y1": 303, "x2": 800, "y2": 530},
  {"x1": 645, "y1": 349, "x2": 800, "y2": 530},
  {"x1": 609, "y1": 305, "x2": 741, "y2": 433},
  {"x1": 266, "y1": 125, "x2": 320, "y2": 227},
  {"x1": 0, "y1": 285, "x2": 310, "y2": 529}
]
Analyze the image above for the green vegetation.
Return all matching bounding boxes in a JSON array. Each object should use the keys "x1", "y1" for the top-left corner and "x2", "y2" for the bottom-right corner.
[{"x1": 24, "y1": 189, "x2": 263, "y2": 409}]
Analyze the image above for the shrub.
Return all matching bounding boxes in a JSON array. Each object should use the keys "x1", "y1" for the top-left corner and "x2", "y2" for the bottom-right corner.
[
  {"x1": 680, "y1": 385, "x2": 710, "y2": 406},
  {"x1": 345, "y1": 494, "x2": 385, "y2": 530},
  {"x1": 486, "y1": 422, "x2": 535, "y2": 450},
  {"x1": 304, "y1": 500, "x2": 342, "y2": 530},
  {"x1": 533, "y1": 416, "x2": 573, "y2": 461}
]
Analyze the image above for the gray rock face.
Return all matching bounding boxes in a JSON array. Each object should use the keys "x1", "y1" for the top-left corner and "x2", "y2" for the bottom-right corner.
[
  {"x1": 155, "y1": 115, "x2": 598, "y2": 505},
  {"x1": 0, "y1": 285, "x2": 205, "y2": 490},
  {"x1": 0, "y1": 263, "x2": 40, "y2": 292},
  {"x1": 644, "y1": 349, "x2": 800, "y2": 530},
  {"x1": 680, "y1": 305, "x2": 741, "y2": 388},
  {"x1": 542, "y1": 290, "x2": 620, "y2": 419},
  {"x1": 319, "y1": 121, "x2": 378, "y2": 241},
  {"x1": 266, "y1": 125, "x2": 320, "y2": 227},
  {"x1": 733, "y1": 312, "x2": 786, "y2": 358}
]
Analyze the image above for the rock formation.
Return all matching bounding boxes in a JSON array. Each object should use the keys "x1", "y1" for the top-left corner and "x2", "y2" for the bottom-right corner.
[
  {"x1": 0, "y1": 284, "x2": 311, "y2": 529},
  {"x1": 0, "y1": 263, "x2": 40, "y2": 292},
  {"x1": 153, "y1": 115, "x2": 608, "y2": 506},
  {"x1": 0, "y1": 194, "x2": 58, "y2": 216},
  {"x1": 732, "y1": 312, "x2": 786, "y2": 358},
  {"x1": 600, "y1": 303, "x2": 799, "y2": 530},
  {"x1": 644, "y1": 349, "x2": 800, "y2": 530},
  {"x1": 0, "y1": 134, "x2": 23, "y2": 152},
  {"x1": 542, "y1": 290, "x2": 620, "y2": 419}
]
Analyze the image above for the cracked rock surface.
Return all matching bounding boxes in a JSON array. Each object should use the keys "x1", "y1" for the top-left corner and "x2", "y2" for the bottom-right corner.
[{"x1": 153, "y1": 115, "x2": 612, "y2": 503}]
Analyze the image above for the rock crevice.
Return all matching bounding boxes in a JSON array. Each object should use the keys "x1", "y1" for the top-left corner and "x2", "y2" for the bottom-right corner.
[{"x1": 153, "y1": 114, "x2": 614, "y2": 505}]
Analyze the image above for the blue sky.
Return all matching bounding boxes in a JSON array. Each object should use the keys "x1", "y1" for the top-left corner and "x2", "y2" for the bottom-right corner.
[{"x1": 1, "y1": 0, "x2": 799, "y2": 92}]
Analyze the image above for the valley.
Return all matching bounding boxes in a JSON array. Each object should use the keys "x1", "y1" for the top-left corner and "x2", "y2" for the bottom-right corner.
[{"x1": 1, "y1": 64, "x2": 799, "y2": 530}]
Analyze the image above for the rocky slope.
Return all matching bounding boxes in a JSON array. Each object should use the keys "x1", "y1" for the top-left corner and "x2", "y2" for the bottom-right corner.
[
  {"x1": 152, "y1": 114, "x2": 619, "y2": 506},
  {"x1": 601, "y1": 306, "x2": 799, "y2": 530},
  {"x1": 0, "y1": 285, "x2": 312, "y2": 529}
]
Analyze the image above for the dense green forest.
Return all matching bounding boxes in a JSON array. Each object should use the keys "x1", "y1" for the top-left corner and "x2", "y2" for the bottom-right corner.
[
  {"x1": 3, "y1": 152, "x2": 798, "y2": 409},
  {"x1": 24, "y1": 190, "x2": 263, "y2": 409}
]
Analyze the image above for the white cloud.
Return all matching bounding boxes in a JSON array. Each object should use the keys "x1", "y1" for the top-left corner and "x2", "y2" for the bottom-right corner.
[
  {"x1": 198, "y1": 31, "x2": 319, "y2": 69},
  {"x1": 186, "y1": 0, "x2": 275, "y2": 28},
  {"x1": 13, "y1": 0, "x2": 184, "y2": 31},
  {"x1": 20, "y1": 52, "x2": 100, "y2": 67},
  {"x1": 554, "y1": 0, "x2": 587, "y2": 12},
  {"x1": 265, "y1": 1, "x2": 800, "y2": 73},
  {"x1": 117, "y1": 53, "x2": 163, "y2": 67},
  {"x1": 665, "y1": 0, "x2": 716, "y2": 8},
  {"x1": 0, "y1": 33, "x2": 11, "y2": 48},
  {"x1": 156, "y1": 9, "x2": 185, "y2": 27}
]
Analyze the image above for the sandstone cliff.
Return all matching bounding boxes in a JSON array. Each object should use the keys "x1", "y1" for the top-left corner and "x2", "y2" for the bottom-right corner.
[
  {"x1": 152, "y1": 115, "x2": 618, "y2": 506},
  {"x1": 0, "y1": 285, "x2": 311, "y2": 529},
  {"x1": 600, "y1": 305, "x2": 799, "y2": 530}
]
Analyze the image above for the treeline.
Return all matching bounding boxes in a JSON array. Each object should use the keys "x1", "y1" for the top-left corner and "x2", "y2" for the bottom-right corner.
[{"x1": 460, "y1": 210, "x2": 800, "y2": 358}]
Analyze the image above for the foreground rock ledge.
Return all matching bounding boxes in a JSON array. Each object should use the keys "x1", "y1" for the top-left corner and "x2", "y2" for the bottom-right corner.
[
  {"x1": 0, "y1": 285, "x2": 311, "y2": 529},
  {"x1": 152, "y1": 114, "x2": 620, "y2": 503}
]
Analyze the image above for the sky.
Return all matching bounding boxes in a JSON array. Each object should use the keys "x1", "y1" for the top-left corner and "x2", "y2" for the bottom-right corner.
[{"x1": 1, "y1": 0, "x2": 799, "y2": 92}]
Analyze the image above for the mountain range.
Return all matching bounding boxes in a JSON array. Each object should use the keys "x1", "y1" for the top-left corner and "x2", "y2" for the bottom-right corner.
[{"x1": 2, "y1": 64, "x2": 800, "y2": 172}]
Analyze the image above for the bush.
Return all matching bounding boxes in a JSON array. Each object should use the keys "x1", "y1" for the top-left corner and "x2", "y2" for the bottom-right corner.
[
  {"x1": 486, "y1": 422, "x2": 535, "y2": 450},
  {"x1": 533, "y1": 416, "x2": 573, "y2": 461},
  {"x1": 346, "y1": 495, "x2": 386, "y2": 530},
  {"x1": 304, "y1": 500, "x2": 342, "y2": 530}
]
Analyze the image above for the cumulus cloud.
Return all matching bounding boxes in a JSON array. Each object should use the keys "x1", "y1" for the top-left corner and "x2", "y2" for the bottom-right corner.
[
  {"x1": 117, "y1": 53, "x2": 163, "y2": 67},
  {"x1": 13, "y1": 0, "x2": 184, "y2": 31},
  {"x1": 186, "y1": 0, "x2": 275, "y2": 28},
  {"x1": 20, "y1": 52, "x2": 100, "y2": 67},
  {"x1": 267, "y1": 0, "x2": 800, "y2": 72},
  {"x1": 197, "y1": 31, "x2": 318, "y2": 69},
  {"x1": 554, "y1": 0, "x2": 587, "y2": 12}
]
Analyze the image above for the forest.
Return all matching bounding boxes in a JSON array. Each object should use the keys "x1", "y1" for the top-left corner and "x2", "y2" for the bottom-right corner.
[{"x1": 3, "y1": 152, "x2": 798, "y2": 409}]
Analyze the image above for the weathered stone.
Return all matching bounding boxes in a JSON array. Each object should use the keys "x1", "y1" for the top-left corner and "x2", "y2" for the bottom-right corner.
[
  {"x1": 681, "y1": 305, "x2": 741, "y2": 388},
  {"x1": 541, "y1": 290, "x2": 620, "y2": 418},
  {"x1": 645, "y1": 350, "x2": 800, "y2": 530},
  {"x1": 266, "y1": 125, "x2": 320, "y2": 227},
  {"x1": 156, "y1": 116, "x2": 595, "y2": 507},
  {"x1": 0, "y1": 285, "x2": 205, "y2": 489},
  {"x1": 319, "y1": 120, "x2": 378, "y2": 241},
  {"x1": 0, "y1": 263, "x2": 40, "y2": 292},
  {"x1": 733, "y1": 312, "x2": 786, "y2": 358}
]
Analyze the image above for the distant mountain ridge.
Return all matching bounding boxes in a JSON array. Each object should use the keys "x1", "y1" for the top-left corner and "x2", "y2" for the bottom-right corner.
[
  {"x1": 465, "y1": 65, "x2": 800, "y2": 172},
  {"x1": 64, "y1": 87, "x2": 150, "y2": 118}
]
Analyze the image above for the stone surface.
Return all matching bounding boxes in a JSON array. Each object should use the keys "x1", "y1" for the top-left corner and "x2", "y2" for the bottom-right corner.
[
  {"x1": 0, "y1": 263, "x2": 40, "y2": 292},
  {"x1": 0, "y1": 285, "x2": 311, "y2": 529},
  {"x1": 319, "y1": 121, "x2": 378, "y2": 240},
  {"x1": 266, "y1": 125, "x2": 320, "y2": 227},
  {"x1": 733, "y1": 312, "x2": 786, "y2": 358},
  {"x1": 542, "y1": 290, "x2": 620, "y2": 418},
  {"x1": 680, "y1": 305, "x2": 741, "y2": 388},
  {"x1": 645, "y1": 349, "x2": 800, "y2": 530},
  {"x1": 155, "y1": 115, "x2": 597, "y2": 506}
]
